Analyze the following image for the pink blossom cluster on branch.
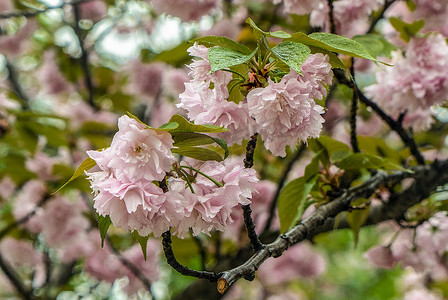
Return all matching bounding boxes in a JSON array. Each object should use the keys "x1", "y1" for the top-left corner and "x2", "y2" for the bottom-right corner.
[{"x1": 87, "y1": 115, "x2": 258, "y2": 237}]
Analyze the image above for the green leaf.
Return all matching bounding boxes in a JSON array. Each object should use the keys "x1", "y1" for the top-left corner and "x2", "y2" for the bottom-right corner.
[
  {"x1": 278, "y1": 174, "x2": 319, "y2": 233},
  {"x1": 288, "y1": 32, "x2": 378, "y2": 61},
  {"x1": 389, "y1": 17, "x2": 425, "y2": 42},
  {"x1": 316, "y1": 136, "x2": 351, "y2": 162},
  {"x1": 171, "y1": 132, "x2": 229, "y2": 159},
  {"x1": 168, "y1": 114, "x2": 227, "y2": 133},
  {"x1": 271, "y1": 41, "x2": 311, "y2": 74},
  {"x1": 191, "y1": 36, "x2": 252, "y2": 55},
  {"x1": 53, "y1": 157, "x2": 96, "y2": 194},
  {"x1": 346, "y1": 201, "x2": 370, "y2": 246},
  {"x1": 245, "y1": 18, "x2": 292, "y2": 39},
  {"x1": 208, "y1": 47, "x2": 258, "y2": 73},
  {"x1": 337, "y1": 153, "x2": 404, "y2": 171},
  {"x1": 97, "y1": 214, "x2": 111, "y2": 248},
  {"x1": 132, "y1": 231, "x2": 149, "y2": 261},
  {"x1": 278, "y1": 151, "x2": 322, "y2": 232},
  {"x1": 172, "y1": 146, "x2": 223, "y2": 162},
  {"x1": 158, "y1": 122, "x2": 179, "y2": 130},
  {"x1": 357, "y1": 136, "x2": 403, "y2": 164},
  {"x1": 245, "y1": 17, "x2": 265, "y2": 39},
  {"x1": 352, "y1": 34, "x2": 397, "y2": 58}
]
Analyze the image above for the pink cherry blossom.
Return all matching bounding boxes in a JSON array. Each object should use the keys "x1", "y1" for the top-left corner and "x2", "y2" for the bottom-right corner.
[
  {"x1": 247, "y1": 71, "x2": 325, "y2": 157},
  {"x1": 365, "y1": 34, "x2": 448, "y2": 130},
  {"x1": 258, "y1": 241, "x2": 326, "y2": 284},
  {"x1": 40, "y1": 196, "x2": 89, "y2": 249},
  {"x1": 298, "y1": 53, "x2": 334, "y2": 100},
  {"x1": 364, "y1": 245, "x2": 396, "y2": 269},
  {"x1": 0, "y1": 176, "x2": 15, "y2": 200},
  {"x1": 87, "y1": 115, "x2": 177, "y2": 237},
  {"x1": 78, "y1": 0, "x2": 107, "y2": 22},
  {"x1": 275, "y1": 0, "x2": 325, "y2": 16},
  {"x1": 13, "y1": 180, "x2": 46, "y2": 233},
  {"x1": 150, "y1": 0, "x2": 219, "y2": 22},
  {"x1": 167, "y1": 158, "x2": 258, "y2": 237}
]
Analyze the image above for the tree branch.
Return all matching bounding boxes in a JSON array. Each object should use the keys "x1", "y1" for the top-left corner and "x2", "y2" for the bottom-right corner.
[
  {"x1": 367, "y1": 0, "x2": 398, "y2": 33},
  {"x1": 334, "y1": 69, "x2": 425, "y2": 164},
  {"x1": 350, "y1": 88, "x2": 360, "y2": 153},
  {"x1": 0, "y1": 252, "x2": 34, "y2": 300},
  {"x1": 5, "y1": 60, "x2": 30, "y2": 110},
  {"x1": 216, "y1": 161, "x2": 446, "y2": 294},
  {"x1": 161, "y1": 230, "x2": 221, "y2": 282},
  {"x1": 106, "y1": 237, "x2": 156, "y2": 298},
  {"x1": 72, "y1": 2, "x2": 97, "y2": 111}
]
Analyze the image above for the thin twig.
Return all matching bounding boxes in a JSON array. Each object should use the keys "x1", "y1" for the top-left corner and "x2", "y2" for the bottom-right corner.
[
  {"x1": 367, "y1": 0, "x2": 398, "y2": 33},
  {"x1": 106, "y1": 237, "x2": 156, "y2": 298},
  {"x1": 161, "y1": 230, "x2": 221, "y2": 282},
  {"x1": 73, "y1": 2, "x2": 97, "y2": 110},
  {"x1": 0, "y1": 195, "x2": 51, "y2": 240},
  {"x1": 334, "y1": 69, "x2": 425, "y2": 164},
  {"x1": 0, "y1": 252, "x2": 34, "y2": 299},
  {"x1": 326, "y1": 0, "x2": 337, "y2": 34},
  {"x1": 350, "y1": 88, "x2": 360, "y2": 153},
  {"x1": 5, "y1": 60, "x2": 30, "y2": 110},
  {"x1": 241, "y1": 205, "x2": 263, "y2": 252},
  {"x1": 243, "y1": 133, "x2": 258, "y2": 169}
]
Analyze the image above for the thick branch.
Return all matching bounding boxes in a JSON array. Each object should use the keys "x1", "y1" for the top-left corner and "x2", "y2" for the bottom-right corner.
[{"x1": 217, "y1": 162, "x2": 444, "y2": 293}]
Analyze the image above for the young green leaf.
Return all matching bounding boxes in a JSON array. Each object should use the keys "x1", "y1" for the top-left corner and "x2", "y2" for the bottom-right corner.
[
  {"x1": 352, "y1": 34, "x2": 397, "y2": 58},
  {"x1": 132, "y1": 231, "x2": 149, "y2": 261},
  {"x1": 171, "y1": 132, "x2": 229, "y2": 159},
  {"x1": 278, "y1": 174, "x2": 319, "y2": 233},
  {"x1": 337, "y1": 153, "x2": 404, "y2": 171},
  {"x1": 53, "y1": 157, "x2": 96, "y2": 194},
  {"x1": 172, "y1": 146, "x2": 224, "y2": 162},
  {"x1": 288, "y1": 32, "x2": 378, "y2": 61},
  {"x1": 245, "y1": 18, "x2": 292, "y2": 39},
  {"x1": 191, "y1": 36, "x2": 252, "y2": 55},
  {"x1": 168, "y1": 114, "x2": 228, "y2": 133},
  {"x1": 271, "y1": 41, "x2": 311, "y2": 74},
  {"x1": 389, "y1": 17, "x2": 425, "y2": 42},
  {"x1": 97, "y1": 214, "x2": 112, "y2": 248},
  {"x1": 346, "y1": 200, "x2": 370, "y2": 246},
  {"x1": 278, "y1": 151, "x2": 322, "y2": 232},
  {"x1": 208, "y1": 47, "x2": 258, "y2": 73}
]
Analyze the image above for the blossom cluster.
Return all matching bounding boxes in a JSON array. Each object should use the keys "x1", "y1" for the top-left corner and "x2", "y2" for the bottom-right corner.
[
  {"x1": 365, "y1": 33, "x2": 448, "y2": 131},
  {"x1": 87, "y1": 115, "x2": 258, "y2": 237},
  {"x1": 178, "y1": 44, "x2": 333, "y2": 156},
  {"x1": 365, "y1": 212, "x2": 448, "y2": 280}
]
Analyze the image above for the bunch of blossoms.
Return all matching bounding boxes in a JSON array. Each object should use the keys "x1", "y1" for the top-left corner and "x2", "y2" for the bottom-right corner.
[
  {"x1": 87, "y1": 115, "x2": 258, "y2": 237},
  {"x1": 274, "y1": 0, "x2": 383, "y2": 37},
  {"x1": 365, "y1": 33, "x2": 448, "y2": 131},
  {"x1": 178, "y1": 44, "x2": 333, "y2": 157},
  {"x1": 247, "y1": 53, "x2": 333, "y2": 157},
  {"x1": 178, "y1": 43, "x2": 254, "y2": 145}
]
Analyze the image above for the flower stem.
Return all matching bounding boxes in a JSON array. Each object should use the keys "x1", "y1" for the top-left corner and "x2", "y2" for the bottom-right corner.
[{"x1": 180, "y1": 165, "x2": 223, "y2": 187}]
